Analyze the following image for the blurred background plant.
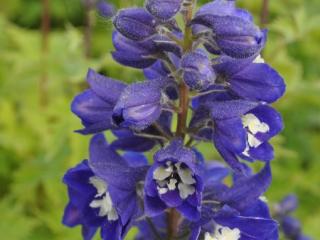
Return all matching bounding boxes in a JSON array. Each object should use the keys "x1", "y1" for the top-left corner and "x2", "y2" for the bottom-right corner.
[{"x1": 0, "y1": 0, "x2": 319, "y2": 239}]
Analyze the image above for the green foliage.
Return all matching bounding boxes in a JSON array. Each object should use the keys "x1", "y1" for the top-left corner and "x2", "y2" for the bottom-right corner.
[{"x1": 0, "y1": 0, "x2": 319, "y2": 239}]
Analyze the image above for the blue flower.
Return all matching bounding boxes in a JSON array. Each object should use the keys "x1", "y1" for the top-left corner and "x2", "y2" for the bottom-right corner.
[
  {"x1": 213, "y1": 55, "x2": 286, "y2": 103},
  {"x1": 190, "y1": 99, "x2": 283, "y2": 171},
  {"x1": 63, "y1": 134, "x2": 149, "y2": 240},
  {"x1": 189, "y1": 161, "x2": 278, "y2": 240},
  {"x1": 62, "y1": 160, "x2": 123, "y2": 240},
  {"x1": 192, "y1": 0, "x2": 266, "y2": 58},
  {"x1": 71, "y1": 69, "x2": 126, "y2": 134},
  {"x1": 144, "y1": 140, "x2": 204, "y2": 221}
]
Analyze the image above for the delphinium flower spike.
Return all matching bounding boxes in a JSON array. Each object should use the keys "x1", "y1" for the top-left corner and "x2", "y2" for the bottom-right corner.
[{"x1": 62, "y1": 0, "x2": 292, "y2": 239}]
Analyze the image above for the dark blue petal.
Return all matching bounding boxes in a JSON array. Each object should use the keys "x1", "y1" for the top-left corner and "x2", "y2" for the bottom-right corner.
[
  {"x1": 63, "y1": 160, "x2": 95, "y2": 195},
  {"x1": 144, "y1": 195, "x2": 167, "y2": 217},
  {"x1": 111, "y1": 136, "x2": 156, "y2": 152},
  {"x1": 244, "y1": 142, "x2": 274, "y2": 162},
  {"x1": 159, "y1": 189, "x2": 183, "y2": 207},
  {"x1": 230, "y1": 63, "x2": 286, "y2": 103},
  {"x1": 241, "y1": 200, "x2": 271, "y2": 219},
  {"x1": 144, "y1": 164, "x2": 160, "y2": 197},
  {"x1": 101, "y1": 220, "x2": 123, "y2": 240},
  {"x1": 208, "y1": 100, "x2": 259, "y2": 120},
  {"x1": 214, "y1": 214, "x2": 278, "y2": 240},
  {"x1": 108, "y1": 185, "x2": 138, "y2": 226},
  {"x1": 217, "y1": 162, "x2": 272, "y2": 210},
  {"x1": 154, "y1": 139, "x2": 197, "y2": 170},
  {"x1": 112, "y1": 50, "x2": 156, "y2": 69},
  {"x1": 82, "y1": 225, "x2": 98, "y2": 240},
  {"x1": 87, "y1": 69, "x2": 125, "y2": 103},
  {"x1": 203, "y1": 162, "x2": 229, "y2": 185},
  {"x1": 213, "y1": 118, "x2": 247, "y2": 154},
  {"x1": 62, "y1": 203, "x2": 82, "y2": 227},
  {"x1": 89, "y1": 134, "x2": 148, "y2": 189},
  {"x1": 177, "y1": 201, "x2": 200, "y2": 221},
  {"x1": 144, "y1": 61, "x2": 169, "y2": 79},
  {"x1": 123, "y1": 152, "x2": 149, "y2": 167},
  {"x1": 71, "y1": 90, "x2": 114, "y2": 134},
  {"x1": 213, "y1": 136, "x2": 247, "y2": 173},
  {"x1": 248, "y1": 105, "x2": 284, "y2": 142}
]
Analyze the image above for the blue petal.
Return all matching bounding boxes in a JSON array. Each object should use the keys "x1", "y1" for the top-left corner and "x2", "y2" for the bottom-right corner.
[
  {"x1": 82, "y1": 225, "x2": 98, "y2": 240},
  {"x1": 159, "y1": 189, "x2": 183, "y2": 208},
  {"x1": 123, "y1": 152, "x2": 149, "y2": 167},
  {"x1": 230, "y1": 63, "x2": 286, "y2": 103},
  {"x1": 111, "y1": 136, "x2": 156, "y2": 152},
  {"x1": 71, "y1": 90, "x2": 114, "y2": 134},
  {"x1": 89, "y1": 134, "x2": 148, "y2": 189},
  {"x1": 214, "y1": 214, "x2": 279, "y2": 240},
  {"x1": 213, "y1": 136, "x2": 247, "y2": 173},
  {"x1": 244, "y1": 142, "x2": 274, "y2": 162},
  {"x1": 100, "y1": 220, "x2": 123, "y2": 240},
  {"x1": 112, "y1": 50, "x2": 156, "y2": 69},
  {"x1": 62, "y1": 203, "x2": 82, "y2": 227},
  {"x1": 208, "y1": 100, "x2": 258, "y2": 120},
  {"x1": 248, "y1": 105, "x2": 284, "y2": 142},
  {"x1": 213, "y1": 118, "x2": 247, "y2": 154},
  {"x1": 177, "y1": 201, "x2": 200, "y2": 221},
  {"x1": 144, "y1": 195, "x2": 167, "y2": 217},
  {"x1": 217, "y1": 162, "x2": 272, "y2": 210},
  {"x1": 87, "y1": 69, "x2": 125, "y2": 104},
  {"x1": 154, "y1": 139, "x2": 197, "y2": 171},
  {"x1": 108, "y1": 185, "x2": 138, "y2": 226}
]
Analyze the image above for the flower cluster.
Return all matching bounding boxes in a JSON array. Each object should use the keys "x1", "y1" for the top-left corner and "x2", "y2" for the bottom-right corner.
[{"x1": 62, "y1": 0, "x2": 290, "y2": 239}]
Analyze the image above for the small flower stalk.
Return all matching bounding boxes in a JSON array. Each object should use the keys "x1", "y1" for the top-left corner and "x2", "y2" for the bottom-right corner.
[{"x1": 62, "y1": 0, "x2": 310, "y2": 239}]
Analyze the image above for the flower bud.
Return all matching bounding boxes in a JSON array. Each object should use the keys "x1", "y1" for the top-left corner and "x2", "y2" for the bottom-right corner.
[
  {"x1": 181, "y1": 50, "x2": 216, "y2": 90},
  {"x1": 146, "y1": 0, "x2": 182, "y2": 21},
  {"x1": 113, "y1": 8, "x2": 157, "y2": 41},
  {"x1": 112, "y1": 79, "x2": 170, "y2": 130},
  {"x1": 192, "y1": 0, "x2": 266, "y2": 58}
]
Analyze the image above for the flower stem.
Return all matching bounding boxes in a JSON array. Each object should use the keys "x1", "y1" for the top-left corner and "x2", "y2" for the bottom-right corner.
[
  {"x1": 260, "y1": 0, "x2": 270, "y2": 27},
  {"x1": 169, "y1": 1, "x2": 196, "y2": 239}
]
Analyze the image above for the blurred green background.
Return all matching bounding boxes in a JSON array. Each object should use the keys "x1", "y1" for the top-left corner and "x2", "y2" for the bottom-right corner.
[{"x1": 0, "y1": 0, "x2": 319, "y2": 239}]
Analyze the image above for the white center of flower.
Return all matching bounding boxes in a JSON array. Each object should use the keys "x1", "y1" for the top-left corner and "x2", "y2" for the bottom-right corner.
[
  {"x1": 153, "y1": 161, "x2": 196, "y2": 199},
  {"x1": 205, "y1": 225, "x2": 241, "y2": 240},
  {"x1": 242, "y1": 113, "x2": 270, "y2": 156},
  {"x1": 89, "y1": 176, "x2": 118, "y2": 221},
  {"x1": 253, "y1": 55, "x2": 265, "y2": 63}
]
